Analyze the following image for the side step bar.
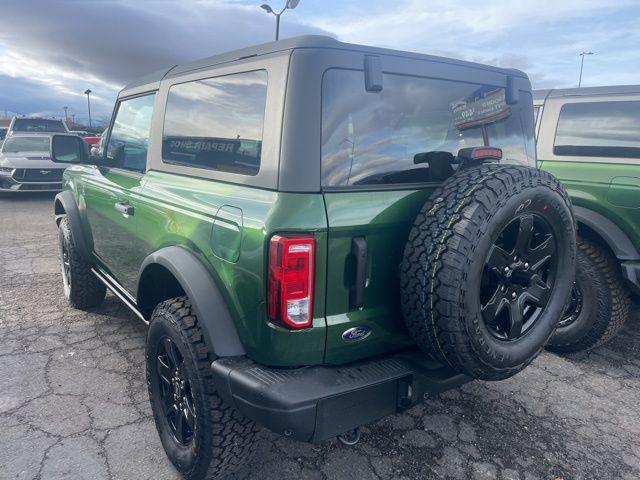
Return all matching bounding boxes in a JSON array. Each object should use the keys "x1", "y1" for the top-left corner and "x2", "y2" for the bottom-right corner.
[{"x1": 91, "y1": 267, "x2": 148, "y2": 324}]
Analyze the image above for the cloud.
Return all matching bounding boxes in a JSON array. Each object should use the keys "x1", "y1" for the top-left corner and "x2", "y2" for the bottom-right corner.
[
  {"x1": 300, "y1": 0, "x2": 640, "y2": 89},
  {"x1": 0, "y1": 0, "x2": 326, "y2": 121},
  {"x1": 0, "y1": 0, "x2": 639, "y2": 123}
]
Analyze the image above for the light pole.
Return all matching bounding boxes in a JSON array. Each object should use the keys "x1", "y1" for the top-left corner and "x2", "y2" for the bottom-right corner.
[
  {"x1": 84, "y1": 89, "x2": 92, "y2": 129},
  {"x1": 63, "y1": 106, "x2": 68, "y2": 125},
  {"x1": 578, "y1": 52, "x2": 594, "y2": 88},
  {"x1": 261, "y1": 0, "x2": 300, "y2": 41}
]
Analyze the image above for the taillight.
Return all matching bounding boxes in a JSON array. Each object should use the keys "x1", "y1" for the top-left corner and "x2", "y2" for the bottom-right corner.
[
  {"x1": 268, "y1": 235, "x2": 315, "y2": 329},
  {"x1": 458, "y1": 146, "x2": 503, "y2": 162},
  {"x1": 471, "y1": 147, "x2": 503, "y2": 160}
]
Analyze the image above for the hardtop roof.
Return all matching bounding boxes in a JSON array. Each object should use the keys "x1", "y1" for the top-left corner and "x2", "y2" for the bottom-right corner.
[
  {"x1": 534, "y1": 84, "x2": 640, "y2": 102},
  {"x1": 121, "y1": 35, "x2": 528, "y2": 95}
]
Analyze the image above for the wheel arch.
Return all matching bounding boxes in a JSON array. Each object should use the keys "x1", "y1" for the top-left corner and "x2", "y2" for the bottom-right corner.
[
  {"x1": 573, "y1": 206, "x2": 640, "y2": 261},
  {"x1": 137, "y1": 246, "x2": 246, "y2": 358},
  {"x1": 54, "y1": 190, "x2": 92, "y2": 263}
]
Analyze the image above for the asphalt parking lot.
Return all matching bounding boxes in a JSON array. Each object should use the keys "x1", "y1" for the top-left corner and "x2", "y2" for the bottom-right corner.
[{"x1": 1, "y1": 193, "x2": 639, "y2": 480}]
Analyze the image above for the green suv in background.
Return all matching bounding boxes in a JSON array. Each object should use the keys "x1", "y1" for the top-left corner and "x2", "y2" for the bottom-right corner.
[
  {"x1": 50, "y1": 36, "x2": 576, "y2": 480},
  {"x1": 535, "y1": 86, "x2": 640, "y2": 352}
]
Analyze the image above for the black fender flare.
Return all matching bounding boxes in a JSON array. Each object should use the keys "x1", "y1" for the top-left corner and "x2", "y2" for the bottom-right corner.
[
  {"x1": 574, "y1": 206, "x2": 640, "y2": 261},
  {"x1": 54, "y1": 190, "x2": 92, "y2": 263},
  {"x1": 137, "y1": 246, "x2": 246, "y2": 358}
]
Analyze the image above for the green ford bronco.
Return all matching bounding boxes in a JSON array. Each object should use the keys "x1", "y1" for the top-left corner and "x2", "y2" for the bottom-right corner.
[
  {"x1": 535, "y1": 86, "x2": 640, "y2": 352},
  {"x1": 51, "y1": 36, "x2": 575, "y2": 479}
]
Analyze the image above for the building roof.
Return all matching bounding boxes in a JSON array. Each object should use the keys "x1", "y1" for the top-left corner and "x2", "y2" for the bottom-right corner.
[{"x1": 122, "y1": 35, "x2": 528, "y2": 93}]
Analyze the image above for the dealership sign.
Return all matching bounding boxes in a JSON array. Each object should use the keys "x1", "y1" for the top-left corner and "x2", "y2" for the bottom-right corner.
[{"x1": 453, "y1": 89, "x2": 511, "y2": 130}]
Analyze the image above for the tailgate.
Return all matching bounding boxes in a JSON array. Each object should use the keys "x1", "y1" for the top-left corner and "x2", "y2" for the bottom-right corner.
[{"x1": 322, "y1": 189, "x2": 434, "y2": 364}]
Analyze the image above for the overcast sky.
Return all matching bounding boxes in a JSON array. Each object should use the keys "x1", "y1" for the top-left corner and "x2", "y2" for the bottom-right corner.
[{"x1": 0, "y1": 0, "x2": 638, "y2": 125}]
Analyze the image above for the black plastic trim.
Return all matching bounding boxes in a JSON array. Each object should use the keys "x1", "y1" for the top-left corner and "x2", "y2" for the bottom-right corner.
[
  {"x1": 364, "y1": 55, "x2": 383, "y2": 92},
  {"x1": 211, "y1": 349, "x2": 470, "y2": 442},
  {"x1": 349, "y1": 237, "x2": 368, "y2": 309},
  {"x1": 621, "y1": 261, "x2": 640, "y2": 295},
  {"x1": 574, "y1": 206, "x2": 640, "y2": 261},
  {"x1": 54, "y1": 190, "x2": 92, "y2": 263},
  {"x1": 137, "y1": 246, "x2": 246, "y2": 357}
]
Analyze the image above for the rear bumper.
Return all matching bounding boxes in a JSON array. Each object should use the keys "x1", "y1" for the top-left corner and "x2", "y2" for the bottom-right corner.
[
  {"x1": 621, "y1": 261, "x2": 640, "y2": 295},
  {"x1": 211, "y1": 349, "x2": 470, "y2": 442}
]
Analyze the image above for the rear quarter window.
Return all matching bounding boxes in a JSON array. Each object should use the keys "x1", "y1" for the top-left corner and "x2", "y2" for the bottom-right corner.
[
  {"x1": 321, "y1": 69, "x2": 535, "y2": 188},
  {"x1": 162, "y1": 70, "x2": 268, "y2": 176},
  {"x1": 554, "y1": 101, "x2": 640, "y2": 159}
]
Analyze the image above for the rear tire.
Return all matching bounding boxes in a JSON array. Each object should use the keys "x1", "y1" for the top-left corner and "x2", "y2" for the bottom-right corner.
[
  {"x1": 146, "y1": 297, "x2": 259, "y2": 480},
  {"x1": 401, "y1": 164, "x2": 576, "y2": 380},
  {"x1": 547, "y1": 238, "x2": 631, "y2": 353},
  {"x1": 58, "y1": 217, "x2": 106, "y2": 309}
]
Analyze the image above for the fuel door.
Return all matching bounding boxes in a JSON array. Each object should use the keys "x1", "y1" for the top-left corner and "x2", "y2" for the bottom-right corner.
[{"x1": 211, "y1": 205, "x2": 243, "y2": 263}]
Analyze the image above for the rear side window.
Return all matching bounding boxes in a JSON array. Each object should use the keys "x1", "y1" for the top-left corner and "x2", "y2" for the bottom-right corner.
[
  {"x1": 321, "y1": 69, "x2": 535, "y2": 187},
  {"x1": 12, "y1": 118, "x2": 67, "y2": 133},
  {"x1": 162, "y1": 70, "x2": 268, "y2": 176},
  {"x1": 554, "y1": 101, "x2": 640, "y2": 159},
  {"x1": 105, "y1": 93, "x2": 156, "y2": 172}
]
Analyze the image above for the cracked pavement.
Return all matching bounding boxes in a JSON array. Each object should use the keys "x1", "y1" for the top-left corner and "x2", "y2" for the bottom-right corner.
[{"x1": 1, "y1": 193, "x2": 639, "y2": 480}]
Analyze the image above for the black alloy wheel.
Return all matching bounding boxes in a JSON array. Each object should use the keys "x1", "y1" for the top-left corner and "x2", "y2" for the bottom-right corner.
[
  {"x1": 480, "y1": 213, "x2": 558, "y2": 341},
  {"x1": 60, "y1": 241, "x2": 71, "y2": 296},
  {"x1": 156, "y1": 336, "x2": 196, "y2": 446},
  {"x1": 558, "y1": 283, "x2": 583, "y2": 328}
]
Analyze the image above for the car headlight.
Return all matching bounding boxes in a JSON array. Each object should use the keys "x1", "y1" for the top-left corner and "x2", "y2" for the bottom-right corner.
[{"x1": 0, "y1": 167, "x2": 13, "y2": 176}]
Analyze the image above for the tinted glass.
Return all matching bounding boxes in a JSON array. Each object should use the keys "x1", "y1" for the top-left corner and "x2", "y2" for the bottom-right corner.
[
  {"x1": 554, "y1": 101, "x2": 640, "y2": 158},
  {"x1": 105, "y1": 94, "x2": 155, "y2": 171},
  {"x1": 321, "y1": 70, "x2": 535, "y2": 187},
  {"x1": 0, "y1": 128, "x2": 6, "y2": 140},
  {"x1": 2, "y1": 136, "x2": 49, "y2": 153},
  {"x1": 12, "y1": 118, "x2": 67, "y2": 133},
  {"x1": 162, "y1": 70, "x2": 268, "y2": 176}
]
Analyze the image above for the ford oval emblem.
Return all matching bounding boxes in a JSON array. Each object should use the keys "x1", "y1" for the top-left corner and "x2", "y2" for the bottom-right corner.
[{"x1": 342, "y1": 326, "x2": 372, "y2": 342}]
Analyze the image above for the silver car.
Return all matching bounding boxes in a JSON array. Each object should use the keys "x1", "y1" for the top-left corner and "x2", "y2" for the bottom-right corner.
[{"x1": 0, "y1": 134, "x2": 68, "y2": 192}]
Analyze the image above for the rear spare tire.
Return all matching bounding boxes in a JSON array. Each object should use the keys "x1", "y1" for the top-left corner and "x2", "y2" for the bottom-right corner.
[{"x1": 401, "y1": 164, "x2": 576, "y2": 380}]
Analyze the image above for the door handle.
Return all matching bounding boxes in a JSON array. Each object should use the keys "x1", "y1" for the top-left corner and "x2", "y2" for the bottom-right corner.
[
  {"x1": 114, "y1": 202, "x2": 134, "y2": 217},
  {"x1": 349, "y1": 237, "x2": 368, "y2": 310}
]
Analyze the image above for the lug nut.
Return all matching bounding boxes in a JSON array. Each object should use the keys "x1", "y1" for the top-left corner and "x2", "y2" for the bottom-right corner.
[
  {"x1": 524, "y1": 262, "x2": 529, "y2": 269},
  {"x1": 514, "y1": 255, "x2": 519, "y2": 262},
  {"x1": 504, "y1": 267, "x2": 510, "y2": 274},
  {"x1": 501, "y1": 285, "x2": 507, "y2": 293},
  {"x1": 511, "y1": 292, "x2": 517, "y2": 299}
]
